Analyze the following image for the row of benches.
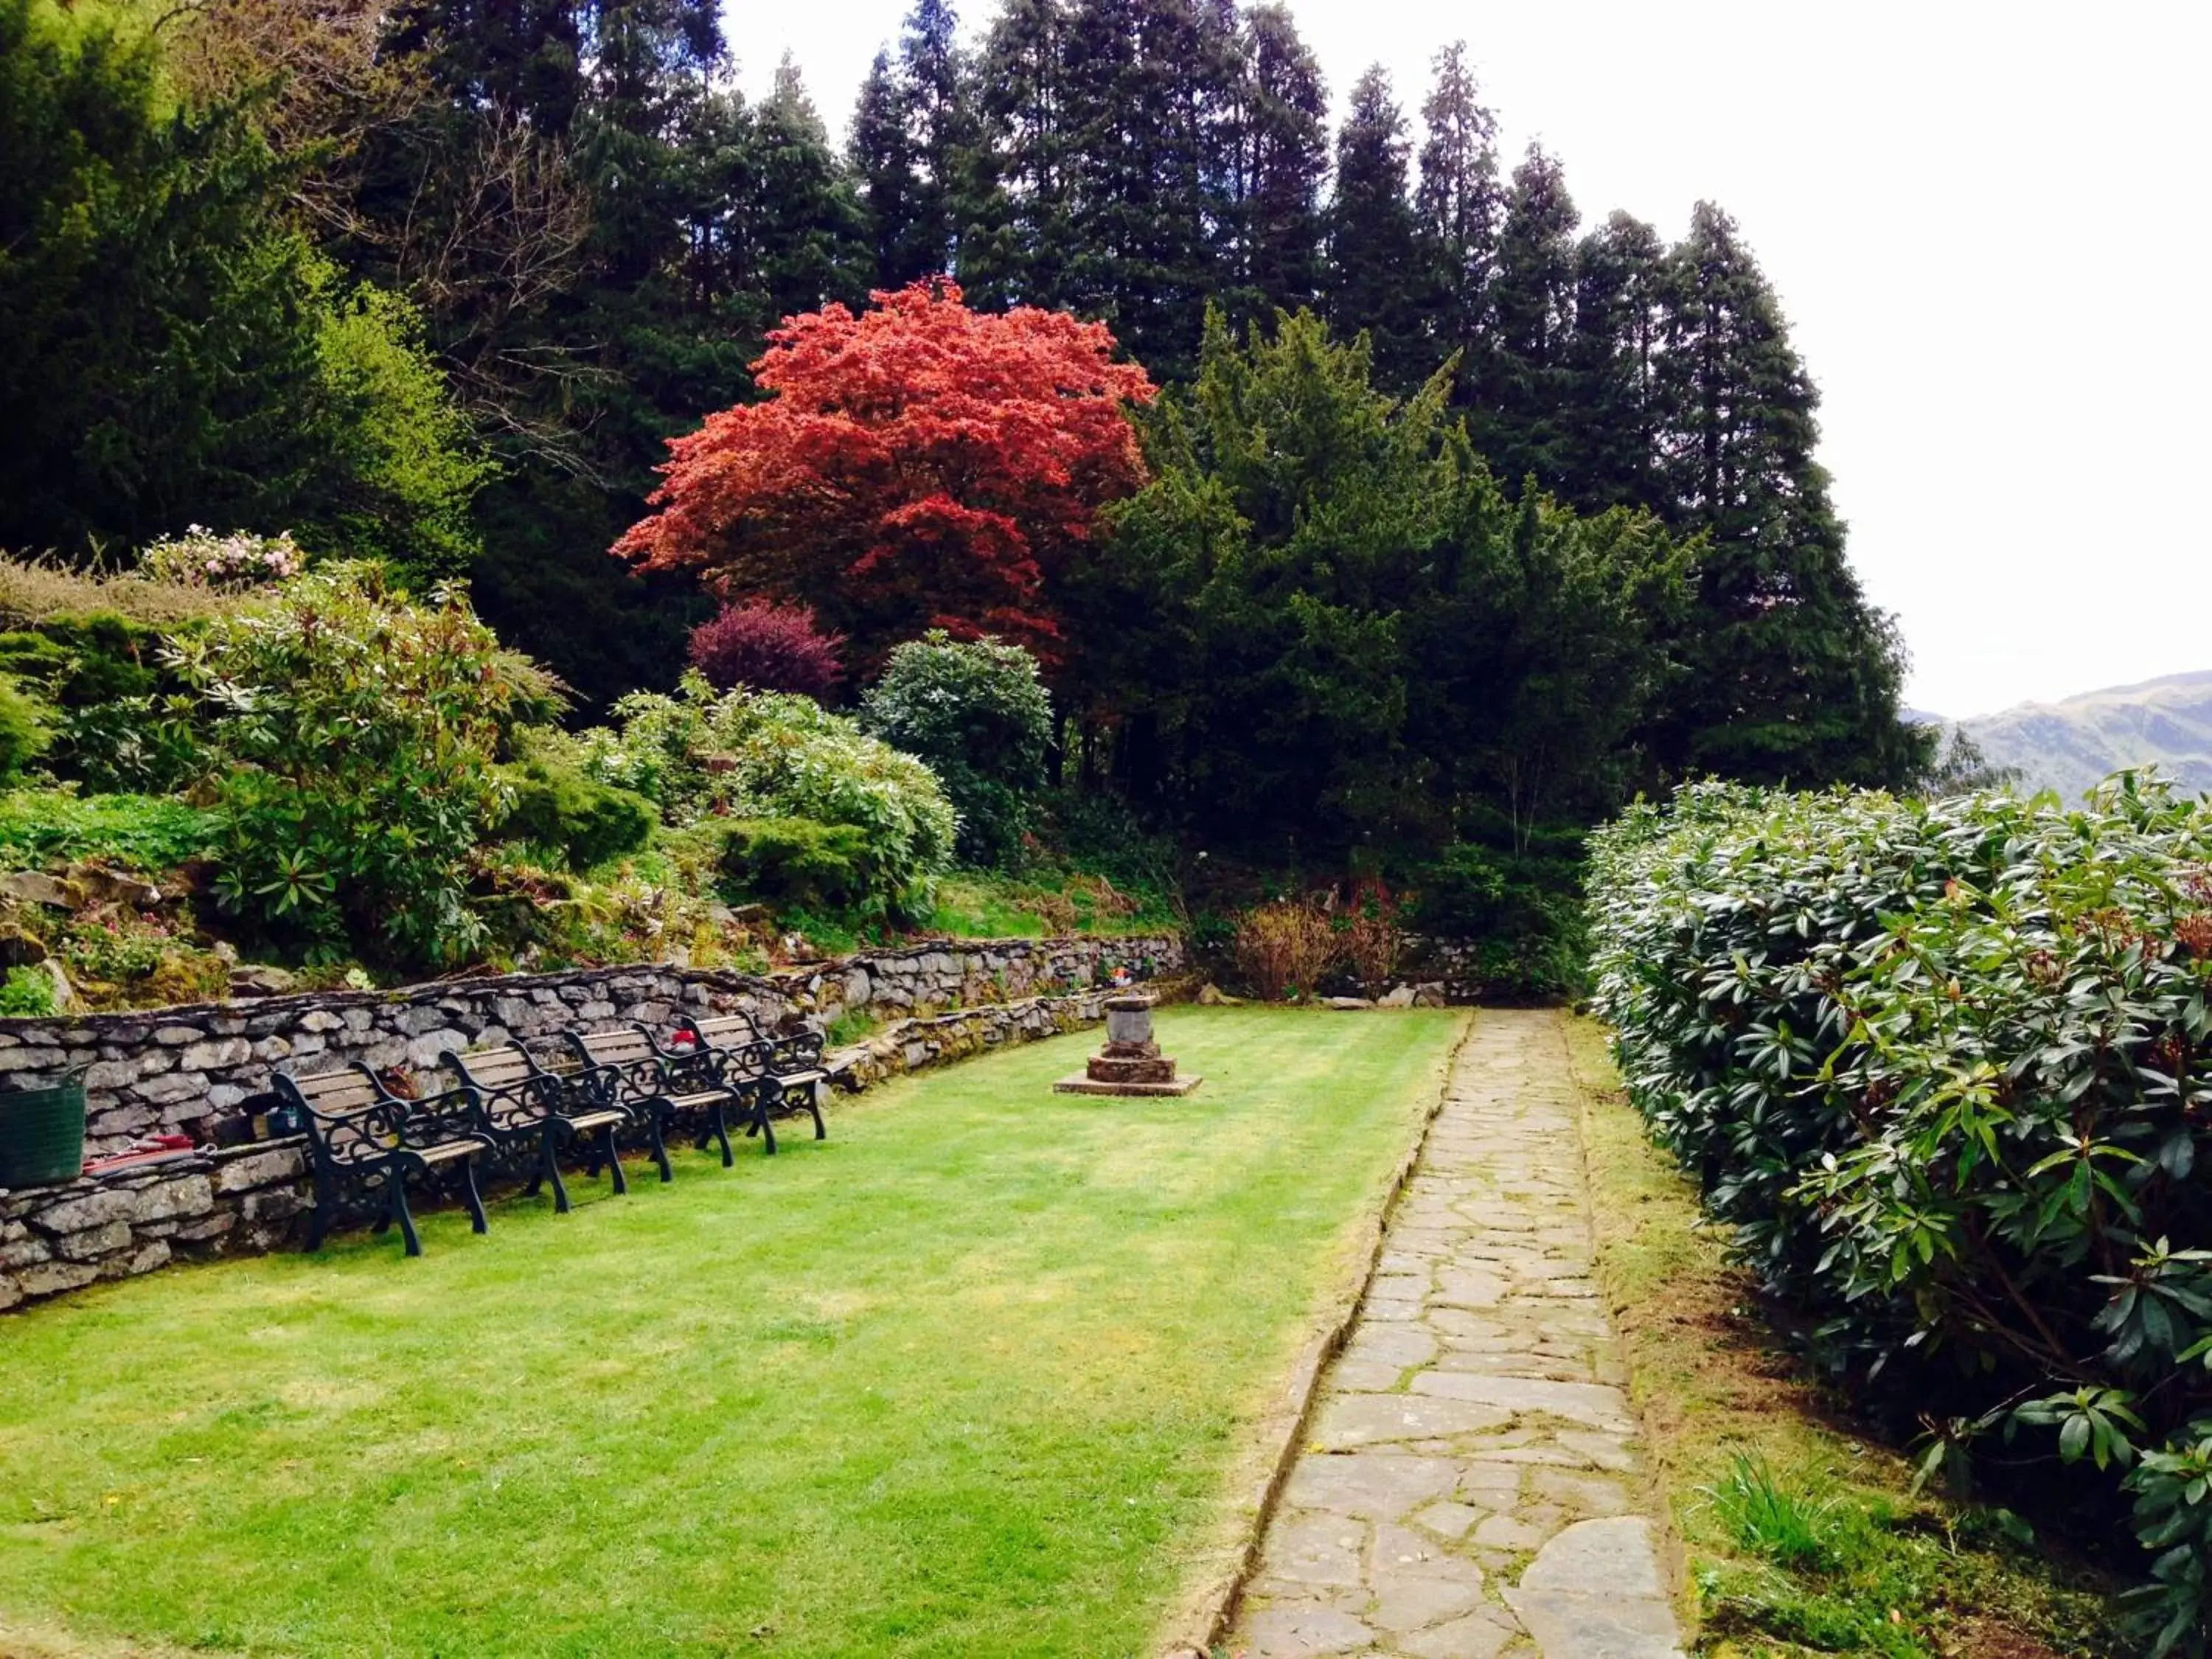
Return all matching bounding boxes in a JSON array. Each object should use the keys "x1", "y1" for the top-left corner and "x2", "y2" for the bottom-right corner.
[{"x1": 271, "y1": 1012, "x2": 828, "y2": 1256}]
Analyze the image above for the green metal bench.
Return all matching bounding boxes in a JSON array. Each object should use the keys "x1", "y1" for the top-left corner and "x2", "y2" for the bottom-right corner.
[
  {"x1": 671, "y1": 1012, "x2": 827, "y2": 1154},
  {"x1": 437, "y1": 1041, "x2": 632, "y2": 1211},
  {"x1": 276, "y1": 1062, "x2": 489, "y2": 1257}
]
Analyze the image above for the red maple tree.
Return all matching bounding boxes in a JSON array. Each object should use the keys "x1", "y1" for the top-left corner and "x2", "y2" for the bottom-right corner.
[{"x1": 612, "y1": 281, "x2": 1158, "y2": 662}]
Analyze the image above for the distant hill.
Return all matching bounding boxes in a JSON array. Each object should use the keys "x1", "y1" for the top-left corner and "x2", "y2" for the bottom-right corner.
[{"x1": 1943, "y1": 670, "x2": 2212, "y2": 801}]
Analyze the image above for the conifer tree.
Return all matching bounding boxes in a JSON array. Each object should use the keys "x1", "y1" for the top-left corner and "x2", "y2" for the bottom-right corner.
[
  {"x1": 1471, "y1": 143, "x2": 1580, "y2": 487},
  {"x1": 892, "y1": 0, "x2": 975, "y2": 279},
  {"x1": 961, "y1": 0, "x2": 1076, "y2": 310},
  {"x1": 1217, "y1": 4, "x2": 1328, "y2": 325},
  {"x1": 1324, "y1": 65, "x2": 1425, "y2": 392},
  {"x1": 1060, "y1": 0, "x2": 1221, "y2": 378},
  {"x1": 1650, "y1": 201, "x2": 1927, "y2": 785},
  {"x1": 849, "y1": 48, "x2": 925, "y2": 285},
  {"x1": 1562, "y1": 209, "x2": 1666, "y2": 512},
  {"x1": 1413, "y1": 41, "x2": 1500, "y2": 388},
  {"x1": 746, "y1": 59, "x2": 873, "y2": 326}
]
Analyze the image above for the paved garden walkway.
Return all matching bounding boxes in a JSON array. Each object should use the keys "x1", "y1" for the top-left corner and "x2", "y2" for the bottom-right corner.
[{"x1": 1225, "y1": 1009, "x2": 1684, "y2": 1658}]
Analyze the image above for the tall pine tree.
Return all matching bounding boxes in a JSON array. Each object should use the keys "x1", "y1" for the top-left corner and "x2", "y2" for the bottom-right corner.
[
  {"x1": 1470, "y1": 143, "x2": 1579, "y2": 488},
  {"x1": 1413, "y1": 41, "x2": 1499, "y2": 392},
  {"x1": 1324, "y1": 65, "x2": 1426, "y2": 392},
  {"x1": 1215, "y1": 4, "x2": 1327, "y2": 327},
  {"x1": 1650, "y1": 201, "x2": 1926, "y2": 785},
  {"x1": 961, "y1": 0, "x2": 1076, "y2": 310},
  {"x1": 1559, "y1": 209, "x2": 1666, "y2": 512},
  {"x1": 1059, "y1": 0, "x2": 1223, "y2": 378}
]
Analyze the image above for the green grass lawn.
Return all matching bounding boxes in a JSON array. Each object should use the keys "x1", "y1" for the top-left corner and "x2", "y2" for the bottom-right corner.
[{"x1": 0, "y1": 1006, "x2": 1462, "y2": 1659}]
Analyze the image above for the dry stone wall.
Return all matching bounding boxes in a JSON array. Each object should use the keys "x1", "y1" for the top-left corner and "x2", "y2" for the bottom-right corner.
[
  {"x1": 0, "y1": 934, "x2": 1178, "y2": 1156},
  {"x1": 0, "y1": 937, "x2": 1182, "y2": 1316}
]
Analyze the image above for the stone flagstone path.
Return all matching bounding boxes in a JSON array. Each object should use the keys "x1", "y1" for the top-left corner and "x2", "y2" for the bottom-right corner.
[{"x1": 1223, "y1": 1009, "x2": 1684, "y2": 1659}]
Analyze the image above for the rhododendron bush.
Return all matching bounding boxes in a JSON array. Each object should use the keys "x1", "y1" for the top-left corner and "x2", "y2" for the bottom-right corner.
[
  {"x1": 611, "y1": 282, "x2": 1156, "y2": 661},
  {"x1": 1587, "y1": 776, "x2": 2212, "y2": 1652}
]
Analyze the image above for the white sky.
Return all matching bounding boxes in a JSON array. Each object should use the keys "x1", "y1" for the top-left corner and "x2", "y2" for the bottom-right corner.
[{"x1": 727, "y1": 0, "x2": 2212, "y2": 720}]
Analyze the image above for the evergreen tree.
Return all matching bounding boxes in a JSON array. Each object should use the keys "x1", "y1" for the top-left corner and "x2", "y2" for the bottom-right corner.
[
  {"x1": 0, "y1": 0, "x2": 487, "y2": 567},
  {"x1": 849, "y1": 48, "x2": 922, "y2": 287},
  {"x1": 1217, "y1": 4, "x2": 1327, "y2": 326},
  {"x1": 894, "y1": 0, "x2": 974, "y2": 279},
  {"x1": 1650, "y1": 201, "x2": 1927, "y2": 785},
  {"x1": 960, "y1": 0, "x2": 1075, "y2": 310},
  {"x1": 1562, "y1": 209, "x2": 1666, "y2": 512},
  {"x1": 748, "y1": 59, "x2": 873, "y2": 325},
  {"x1": 1413, "y1": 41, "x2": 1500, "y2": 389},
  {"x1": 1471, "y1": 143, "x2": 1580, "y2": 488},
  {"x1": 1325, "y1": 66, "x2": 1426, "y2": 392},
  {"x1": 1059, "y1": 0, "x2": 1234, "y2": 378}
]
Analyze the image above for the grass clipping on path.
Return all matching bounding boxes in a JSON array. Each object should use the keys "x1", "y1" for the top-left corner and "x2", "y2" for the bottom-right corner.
[
  {"x1": 0, "y1": 1006, "x2": 1461, "y2": 1659},
  {"x1": 1562, "y1": 1016, "x2": 2123, "y2": 1659}
]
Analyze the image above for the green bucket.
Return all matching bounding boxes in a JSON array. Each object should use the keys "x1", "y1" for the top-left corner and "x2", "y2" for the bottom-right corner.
[{"x1": 0, "y1": 1068, "x2": 87, "y2": 1188}]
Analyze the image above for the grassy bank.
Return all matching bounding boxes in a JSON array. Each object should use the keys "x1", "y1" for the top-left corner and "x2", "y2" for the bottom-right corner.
[
  {"x1": 0, "y1": 1008, "x2": 1461, "y2": 1658},
  {"x1": 1562, "y1": 1017, "x2": 2126, "y2": 1659}
]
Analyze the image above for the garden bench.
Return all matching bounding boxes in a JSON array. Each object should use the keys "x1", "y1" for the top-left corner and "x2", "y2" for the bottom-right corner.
[
  {"x1": 557, "y1": 1027, "x2": 742, "y2": 1180},
  {"x1": 276, "y1": 1062, "x2": 489, "y2": 1257},
  {"x1": 437, "y1": 1042, "x2": 631, "y2": 1211},
  {"x1": 670, "y1": 1012, "x2": 827, "y2": 1154}
]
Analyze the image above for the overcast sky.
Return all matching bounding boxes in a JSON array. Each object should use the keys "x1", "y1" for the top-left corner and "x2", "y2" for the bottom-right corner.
[{"x1": 726, "y1": 1, "x2": 2211, "y2": 720}]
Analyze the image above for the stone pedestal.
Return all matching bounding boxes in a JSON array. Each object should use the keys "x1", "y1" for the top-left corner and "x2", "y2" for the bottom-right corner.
[{"x1": 1054, "y1": 993, "x2": 1203, "y2": 1096}]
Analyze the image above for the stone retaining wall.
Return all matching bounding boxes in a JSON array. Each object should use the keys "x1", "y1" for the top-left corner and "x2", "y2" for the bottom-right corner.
[
  {"x1": 0, "y1": 934, "x2": 1178, "y2": 1156},
  {"x1": 0, "y1": 984, "x2": 1141, "y2": 1315}
]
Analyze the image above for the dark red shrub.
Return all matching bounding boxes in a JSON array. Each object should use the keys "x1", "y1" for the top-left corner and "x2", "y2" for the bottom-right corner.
[{"x1": 688, "y1": 600, "x2": 846, "y2": 699}]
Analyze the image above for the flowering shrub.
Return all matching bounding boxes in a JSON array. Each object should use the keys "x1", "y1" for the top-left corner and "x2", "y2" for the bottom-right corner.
[
  {"x1": 577, "y1": 672, "x2": 955, "y2": 922},
  {"x1": 1587, "y1": 774, "x2": 2212, "y2": 1652},
  {"x1": 168, "y1": 563, "x2": 544, "y2": 966},
  {"x1": 140, "y1": 526, "x2": 302, "y2": 590},
  {"x1": 688, "y1": 599, "x2": 845, "y2": 699}
]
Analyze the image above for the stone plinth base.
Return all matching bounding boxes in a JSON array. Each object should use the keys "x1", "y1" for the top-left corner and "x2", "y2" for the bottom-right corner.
[{"x1": 1054, "y1": 1073, "x2": 1205, "y2": 1097}]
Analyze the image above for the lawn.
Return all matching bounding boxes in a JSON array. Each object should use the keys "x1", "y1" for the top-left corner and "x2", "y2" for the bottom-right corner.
[{"x1": 0, "y1": 1006, "x2": 1463, "y2": 1658}]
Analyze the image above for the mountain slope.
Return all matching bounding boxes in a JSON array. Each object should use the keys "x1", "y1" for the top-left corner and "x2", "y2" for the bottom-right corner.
[{"x1": 1954, "y1": 670, "x2": 2212, "y2": 800}]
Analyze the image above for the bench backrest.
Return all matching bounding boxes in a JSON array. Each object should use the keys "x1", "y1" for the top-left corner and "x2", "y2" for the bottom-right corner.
[
  {"x1": 274, "y1": 1065, "x2": 397, "y2": 1162},
  {"x1": 568, "y1": 1028, "x2": 658, "y2": 1068},
  {"x1": 439, "y1": 1045, "x2": 538, "y2": 1091},
  {"x1": 684, "y1": 1013, "x2": 763, "y2": 1048},
  {"x1": 274, "y1": 1064, "x2": 387, "y2": 1116}
]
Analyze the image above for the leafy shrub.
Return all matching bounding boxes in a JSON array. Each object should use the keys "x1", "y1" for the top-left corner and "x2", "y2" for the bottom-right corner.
[
  {"x1": 0, "y1": 963, "x2": 55, "y2": 1017},
  {"x1": 577, "y1": 673, "x2": 955, "y2": 921},
  {"x1": 0, "y1": 790, "x2": 213, "y2": 870},
  {"x1": 497, "y1": 752, "x2": 654, "y2": 872},
  {"x1": 0, "y1": 677, "x2": 48, "y2": 780},
  {"x1": 0, "y1": 612, "x2": 201, "y2": 789},
  {"x1": 688, "y1": 599, "x2": 846, "y2": 699},
  {"x1": 1587, "y1": 773, "x2": 2212, "y2": 1652},
  {"x1": 170, "y1": 564, "x2": 540, "y2": 967},
  {"x1": 1411, "y1": 840, "x2": 1586, "y2": 1001},
  {"x1": 860, "y1": 631, "x2": 1051, "y2": 868},
  {"x1": 707, "y1": 818, "x2": 873, "y2": 912},
  {"x1": 1231, "y1": 896, "x2": 1338, "y2": 1001},
  {"x1": 0, "y1": 613, "x2": 167, "y2": 706},
  {"x1": 139, "y1": 526, "x2": 302, "y2": 589}
]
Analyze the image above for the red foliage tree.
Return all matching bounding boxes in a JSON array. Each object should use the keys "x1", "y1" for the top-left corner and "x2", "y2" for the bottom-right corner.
[
  {"x1": 611, "y1": 281, "x2": 1157, "y2": 662},
  {"x1": 688, "y1": 599, "x2": 846, "y2": 699}
]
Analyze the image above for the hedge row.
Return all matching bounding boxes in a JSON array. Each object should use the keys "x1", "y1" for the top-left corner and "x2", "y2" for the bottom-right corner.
[{"x1": 1587, "y1": 775, "x2": 2212, "y2": 1654}]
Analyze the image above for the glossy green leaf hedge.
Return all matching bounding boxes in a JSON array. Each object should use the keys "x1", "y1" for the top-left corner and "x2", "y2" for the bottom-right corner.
[{"x1": 1588, "y1": 774, "x2": 2212, "y2": 1655}]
